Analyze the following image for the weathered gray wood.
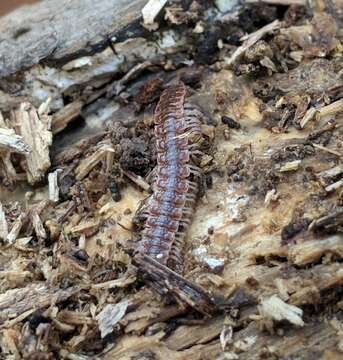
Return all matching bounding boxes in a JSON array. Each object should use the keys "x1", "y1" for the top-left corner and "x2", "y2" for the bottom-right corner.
[{"x1": 0, "y1": 0, "x2": 146, "y2": 78}]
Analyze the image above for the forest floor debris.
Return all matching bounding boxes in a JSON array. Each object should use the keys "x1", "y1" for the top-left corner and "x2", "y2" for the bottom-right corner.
[{"x1": 0, "y1": 0, "x2": 342, "y2": 358}]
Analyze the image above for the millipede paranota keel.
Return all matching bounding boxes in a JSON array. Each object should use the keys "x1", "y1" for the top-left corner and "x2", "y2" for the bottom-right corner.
[{"x1": 134, "y1": 82, "x2": 217, "y2": 312}]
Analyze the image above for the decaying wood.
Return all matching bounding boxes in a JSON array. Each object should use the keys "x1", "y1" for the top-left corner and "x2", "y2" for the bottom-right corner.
[
  {"x1": 226, "y1": 19, "x2": 281, "y2": 66},
  {"x1": 6, "y1": 214, "x2": 24, "y2": 244},
  {"x1": 0, "y1": 0, "x2": 342, "y2": 358},
  {"x1": 53, "y1": 132, "x2": 108, "y2": 165},
  {"x1": 135, "y1": 255, "x2": 219, "y2": 315},
  {"x1": 0, "y1": 0, "x2": 147, "y2": 77},
  {"x1": 289, "y1": 235, "x2": 343, "y2": 266},
  {"x1": 142, "y1": 0, "x2": 168, "y2": 26},
  {"x1": 309, "y1": 208, "x2": 343, "y2": 233},
  {"x1": 0, "y1": 201, "x2": 8, "y2": 240},
  {"x1": 11, "y1": 103, "x2": 52, "y2": 185},
  {"x1": 0, "y1": 128, "x2": 30, "y2": 155},
  {"x1": 75, "y1": 141, "x2": 115, "y2": 180},
  {"x1": 48, "y1": 169, "x2": 61, "y2": 203},
  {"x1": 258, "y1": 295, "x2": 304, "y2": 329},
  {"x1": 123, "y1": 170, "x2": 151, "y2": 192},
  {"x1": 52, "y1": 100, "x2": 84, "y2": 134},
  {"x1": 0, "y1": 284, "x2": 79, "y2": 325}
]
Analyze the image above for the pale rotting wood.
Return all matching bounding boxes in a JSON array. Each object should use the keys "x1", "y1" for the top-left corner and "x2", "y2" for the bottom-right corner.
[{"x1": 10, "y1": 102, "x2": 52, "y2": 185}]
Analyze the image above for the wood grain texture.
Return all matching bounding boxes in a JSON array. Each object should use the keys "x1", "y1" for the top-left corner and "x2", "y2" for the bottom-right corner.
[{"x1": 0, "y1": 0, "x2": 146, "y2": 78}]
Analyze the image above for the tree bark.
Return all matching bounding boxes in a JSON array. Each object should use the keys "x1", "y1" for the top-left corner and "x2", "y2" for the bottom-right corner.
[{"x1": 0, "y1": 0, "x2": 146, "y2": 78}]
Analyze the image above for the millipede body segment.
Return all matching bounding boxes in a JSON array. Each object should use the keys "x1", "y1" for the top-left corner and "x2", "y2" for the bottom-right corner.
[{"x1": 136, "y1": 82, "x2": 204, "y2": 269}]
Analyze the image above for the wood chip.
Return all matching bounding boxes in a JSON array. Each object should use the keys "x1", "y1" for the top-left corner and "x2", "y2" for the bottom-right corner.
[
  {"x1": 96, "y1": 300, "x2": 130, "y2": 338},
  {"x1": 32, "y1": 211, "x2": 47, "y2": 240},
  {"x1": 325, "y1": 179, "x2": 343, "y2": 193},
  {"x1": 11, "y1": 103, "x2": 52, "y2": 185},
  {"x1": 289, "y1": 235, "x2": 343, "y2": 266},
  {"x1": 264, "y1": 189, "x2": 278, "y2": 206},
  {"x1": 75, "y1": 143, "x2": 115, "y2": 180},
  {"x1": 92, "y1": 272, "x2": 137, "y2": 290},
  {"x1": 0, "y1": 128, "x2": 31, "y2": 154},
  {"x1": 0, "y1": 283, "x2": 79, "y2": 325},
  {"x1": 312, "y1": 143, "x2": 342, "y2": 157},
  {"x1": 69, "y1": 219, "x2": 100, "y2": 235},
  {"x1": 38, "y1": 97, "x2": 52, "y2": 116},
  {"x1": 220, "y1": 325, "x2": 233, "y2": 351},
  {"x1": 318, "y1": 98, "x2": 343, "y2": 118},
  {"x1": 52, "y1": 100, "x2": 84, "y2": 134},
  {"x1": 48, "y1": 170, "x2": 61, "y2": 203},
  {"x1": 259, "y1": 295, "x2": 304, "y2": 327},
  {"x1": 6, "y1": 214, "x2": 24, "y2": 244},
  {"x1": 0, "y1": 201, "x2": 8, "y2": 241},
  {"x1": 279, "y1": 160, "x2": 301, "y2": 172},
  {"x1": 317, "y1": 164, "x2": 342, "y2": 184},
  {"x1": 300, "y1": 107, "x2": 317, "y2": 129},
  {"x1": 142, "y1": 0, "x2": 168, "y2": 26},
  {"x1": 309, "y1": 208, "x2": 343, "y2": 232}
]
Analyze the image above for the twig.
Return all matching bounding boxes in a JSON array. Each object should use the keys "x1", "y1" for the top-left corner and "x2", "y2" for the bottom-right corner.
[
  {"x1": 226, "y1": 20, "x2": 281, "y2": 66},
  {"x1": 312, "y1": 143, "x2": 342, "y2": 157},
  {"x1": 300, "y1": 107, "x2": 317, "y2": 129},
  {"x1": 325, "y1": 179, "x2": 343, "y2": 193},
  {"x1": 245, "y1": 0, "x2": 306, "y2": 5},
  {"x1": 318, "y1": 98, "x2": 343, "y2": 118},
  {"x1": 123, "y1": 170, "x2": 151, "y2": 192},
  {"x1": 107, "y1": 60, "x2": 157, "y2": 97}
]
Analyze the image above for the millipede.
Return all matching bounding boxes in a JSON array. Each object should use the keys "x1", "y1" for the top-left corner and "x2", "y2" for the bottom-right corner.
[{"x1": 135, "y1": 81, "x2": 206, "y2": 272}]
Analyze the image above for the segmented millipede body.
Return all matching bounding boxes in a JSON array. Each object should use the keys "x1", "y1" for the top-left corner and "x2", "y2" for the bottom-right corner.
[{"x1": 136, "y1": 82, "x2": 204, "y2": 269}]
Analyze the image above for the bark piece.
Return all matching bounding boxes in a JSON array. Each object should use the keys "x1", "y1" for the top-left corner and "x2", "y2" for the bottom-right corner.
[
  {"x1": 134, "y1": 255, "x2": 219, "y2": 315},
  {"x1": 0, "y1": 283, "x2": 79, "y2": 324},
  {"x1": 0, "y1": 0, "x2": 147, "y2": 77}
]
